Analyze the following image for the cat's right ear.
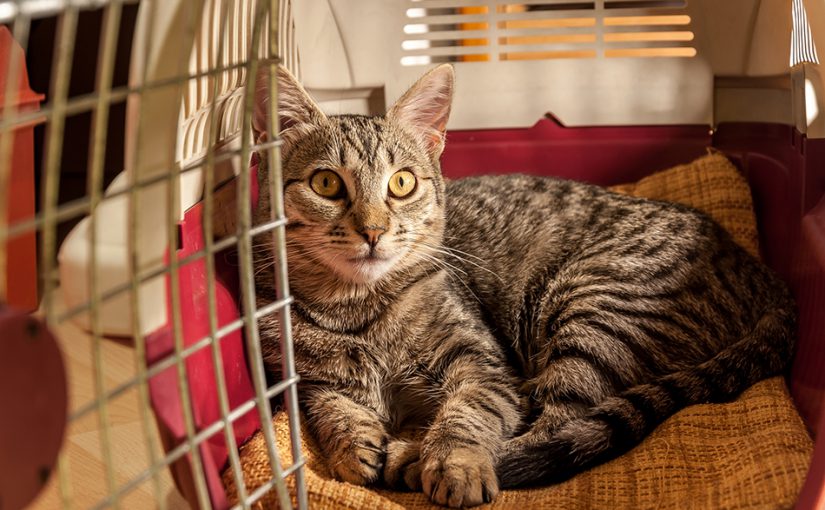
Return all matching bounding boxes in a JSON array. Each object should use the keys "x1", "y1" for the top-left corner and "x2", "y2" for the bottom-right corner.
[
  {"x1": 388, "y1": 64, "x2": 455, "y2": 160},
  {"x1": 253, "y1": 64, "x2": 326, "y2": 150}
]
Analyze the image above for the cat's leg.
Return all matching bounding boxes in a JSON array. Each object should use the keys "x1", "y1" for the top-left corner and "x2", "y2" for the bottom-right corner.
[
  {"x1": 303, "y1": 386, "x2": 388, "y2": 485},
  {"x1": 519, "y1": 355, "x2": 614, "y2": 440},
  {"x1": 419, "y1": 333, "x2": 522, "y2": 508},
  {"x1": 511, "y1": 317, "x2": 643, "y2": 450}
]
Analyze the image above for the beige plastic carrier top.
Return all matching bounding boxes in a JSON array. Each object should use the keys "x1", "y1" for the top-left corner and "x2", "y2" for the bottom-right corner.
[{"x1": 56, "y1": 0, "x2": 824, "y2": 337}]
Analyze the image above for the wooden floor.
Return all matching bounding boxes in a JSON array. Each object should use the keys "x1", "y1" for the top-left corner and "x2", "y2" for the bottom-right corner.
[{"x1": 29, "y1": 289, "x2": 189, "y2": 510}]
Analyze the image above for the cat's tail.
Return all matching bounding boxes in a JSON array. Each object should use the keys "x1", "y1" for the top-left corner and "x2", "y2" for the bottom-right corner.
[{"x1": 496, "y1": 300, "x2": 796, "y2": 489}]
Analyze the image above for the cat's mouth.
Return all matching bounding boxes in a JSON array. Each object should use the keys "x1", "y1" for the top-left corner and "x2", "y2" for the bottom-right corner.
[{"x1": 336, "y1": 252, "x2": 401, "y2": 284}]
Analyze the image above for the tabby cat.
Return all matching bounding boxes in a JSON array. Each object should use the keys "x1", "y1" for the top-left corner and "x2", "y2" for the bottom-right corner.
[{"x1": 252, "y1": 64, "x2": 796, "y2": 508}]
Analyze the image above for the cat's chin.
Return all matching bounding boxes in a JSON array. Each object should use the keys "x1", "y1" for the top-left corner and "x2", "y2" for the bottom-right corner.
[{"x1": 332, "y1": 255, "x2": 401, "y2": 285}]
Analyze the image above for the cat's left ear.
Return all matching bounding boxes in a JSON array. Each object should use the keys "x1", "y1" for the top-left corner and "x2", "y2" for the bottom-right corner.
[
  {"x1": 388, "y1": 64, "x2": 455, "y2": 159},
  {"x1": 253, "y1": 64, "x2": 327, "y2": 151}
]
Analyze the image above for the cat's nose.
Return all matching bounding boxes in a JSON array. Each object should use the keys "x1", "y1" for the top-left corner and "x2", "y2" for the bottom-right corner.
[{"x1": 359, "y1": 226, "x2": 386, "y2": 248}]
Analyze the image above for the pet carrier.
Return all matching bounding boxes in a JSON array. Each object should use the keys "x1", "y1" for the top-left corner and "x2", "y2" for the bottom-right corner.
[
  {"x1": 1, "y1": 0, "x2": 824, "y2": 509},
  {"x1": 1, "y1": 1, "x2": 305, "y2": 508}
]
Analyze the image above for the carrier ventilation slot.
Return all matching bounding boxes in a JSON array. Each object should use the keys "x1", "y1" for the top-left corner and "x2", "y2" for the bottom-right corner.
[
  {"x1": 790, "y1": 0, "x2": 819, "y2": 66},
  {"x1": 401, "y1": 0, "x2": 696, "y2": 66}
]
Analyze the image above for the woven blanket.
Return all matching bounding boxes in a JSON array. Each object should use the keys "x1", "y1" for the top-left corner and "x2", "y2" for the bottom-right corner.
[{"x1": 224, "y1": 153, "x2": 813, "y2": 509}]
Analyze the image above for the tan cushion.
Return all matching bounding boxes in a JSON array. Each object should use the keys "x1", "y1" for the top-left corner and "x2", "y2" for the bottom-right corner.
[
  {"x1": 224, "y1": 153, "x2": 813, "y2": 509},
  {"x1": 611, "y1": 151, "x2": 760, "y2": 259}
]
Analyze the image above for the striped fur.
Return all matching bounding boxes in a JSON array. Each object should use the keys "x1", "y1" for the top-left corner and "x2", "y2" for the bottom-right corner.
[
  {"x1": 252, "y1": 65, "x2": 796, "y2": 507},
  {"x1": 444, "y1": 175, "x2": 796, "y2": 488}
]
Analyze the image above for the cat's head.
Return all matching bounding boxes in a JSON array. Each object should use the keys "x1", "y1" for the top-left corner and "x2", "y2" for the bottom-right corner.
[{"x1": 253, "y1": 64, "x2": 455, "y2": 286}]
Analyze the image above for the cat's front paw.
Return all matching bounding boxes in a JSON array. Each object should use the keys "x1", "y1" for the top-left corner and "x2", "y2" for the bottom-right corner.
[
  {"x1": 383, "y1": 439, "x2": 423, "y2": 491},
  {"x1": 329, "y1": 428, "x2": 388, "y2": 485},
  {"x1": 421, "y1": 447, "x2": 499, "y2": 508}
]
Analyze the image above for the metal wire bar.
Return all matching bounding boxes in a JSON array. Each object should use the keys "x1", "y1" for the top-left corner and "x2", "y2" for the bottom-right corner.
[
  {"x1": 165, "y1": 1, "x2": 214, "y2": 507},
  {"x1": 126, "y1": 0, "x2": 170, "y2": 506},
  {"x1": 40, "y1": 9, "x2": 77, "y2": 326},
  {"x1": 0, "y1": 13, "x2": 76, "y2": 506},
  {"x1": 0, "y1": 60, "x2": 254, "y2": 133},
  {"x1": 88, "y1": 373, "x2": 300, "y2": 510},
  {"x1": 2, "y1": 138, "x2": 283, "y2": 243},
  {"x1": 86, "y1": 2, "x2": 123, "y2": 507},
  {"x1": 69, "y1": 296, "x2": 293, "y2": 423},
  {"x1": 55, "y1": 216, "x2": 287, "y2": 325},
  {"x1": 224, "y1": 461, "x2": 298, "y2": 510},
  {"x1": 0, "y1": 0, "x2": 140, "y2": 24},
  {"x1": 200, "y1": 0, "x2": 251, "y2": 506},
  {"x1": 0, "y1": 2, "x2": 307, "y2": 508},
  {"x1": 236, "y1": 2, "x2": 293, "y2": 508},
  {"x1": 0, "y1": 14, "x2": 30, "y2": 300},
  {"x1": 39, "y1": 7, "x2": 80, "y2": 509},
  {"x1": 266, "y1": 1, "x2": 307, "y2": 507},
  {"x1": 241, "y1": 459, "x2": 306, "y2": 509}
]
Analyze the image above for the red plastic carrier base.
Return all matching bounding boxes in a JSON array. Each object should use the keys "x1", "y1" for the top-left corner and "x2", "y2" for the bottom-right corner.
[{"x1": 146, "y1": 117, "x2": 825, "y2": 509}]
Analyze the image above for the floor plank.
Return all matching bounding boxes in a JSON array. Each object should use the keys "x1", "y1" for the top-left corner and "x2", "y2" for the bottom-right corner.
[{"x1": 28, "y1": 289, "x2": 189, "y2": 510}]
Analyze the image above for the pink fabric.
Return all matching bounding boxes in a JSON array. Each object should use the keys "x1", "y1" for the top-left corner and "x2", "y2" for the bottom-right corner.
[{"x1": 146, "y1": 163, "x2": 262, "y2": 509}]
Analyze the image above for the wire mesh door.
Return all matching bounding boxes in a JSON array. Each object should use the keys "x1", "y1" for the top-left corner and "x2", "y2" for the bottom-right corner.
[{"x1": 0, "y1": 0, "x2": 306, "y2": 508}]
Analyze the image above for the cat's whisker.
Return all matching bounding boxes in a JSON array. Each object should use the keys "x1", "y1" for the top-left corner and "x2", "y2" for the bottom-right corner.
[
  {"x1": 405, "y1": 241, "x2": 469, "y2": 277},
  {"x1": 413, "y1": 247, "x2": 469, "y2": 277},
  {"x1": 402, "y1": 229, "x2": 501, "y2": 280},
  {"x1": 419, "y1": 242, "x2": 503, "y2": 282},
  {"x1": 432, "y1": 243, "x2": 489, "y2": 264},
  {"x1": 408, "y1": 247, "x2": 483, "y2": 304}
]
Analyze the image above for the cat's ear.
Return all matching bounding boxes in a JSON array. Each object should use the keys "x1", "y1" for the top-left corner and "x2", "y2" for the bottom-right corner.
[
  {"x1": 388, "y1": 64, "x2": 455, "y2": 159},
  {"x1": 253, "y1": 64, "x2": 326, "y2": 148}
]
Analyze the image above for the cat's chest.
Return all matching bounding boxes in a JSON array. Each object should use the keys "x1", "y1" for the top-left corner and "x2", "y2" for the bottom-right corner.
[
  {"x1": 289, "y1": 276, "x2": 444, "y2": 385},
  {"x1": 290, "y1": 312, "x2": 425, "y2": 386}
]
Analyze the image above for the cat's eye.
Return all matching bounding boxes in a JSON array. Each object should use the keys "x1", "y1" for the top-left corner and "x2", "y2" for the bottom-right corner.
[
  {"x1": 388, "y1": 169, "x2": 416, "y2": 198},
  {"x1": 310, "y1": 170, "x2": 344, "y2": 198}
]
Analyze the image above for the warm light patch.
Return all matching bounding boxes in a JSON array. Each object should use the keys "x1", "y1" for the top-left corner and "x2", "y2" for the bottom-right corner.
[
  {"x1": 497, "y1": 17, "x2": 596, "y2": 29},
  {"x1": 500, "y1": 34, "x2": 596, "y2": 45},
  {"x1": 459, "y1": 6, "x2": 492, "y2": 61},
  {"x1": 604, "y1": 15, "x2": 691, "y2": 26},
  {"x1": 402, "y1": 40, "x2": 429, "y2": 50},
  {"x1": 605, "y1": 47, "x2": 697, "y2": 58},
  {"x1": 401, "y1": 55, "x2": 433, "y2": 66},
  {"x1": 501, "y1": 50, "x2": 597, "y2": 60},
  {"x1": 463, "y1": 54, "x2": 491, "y2": 62},
  {"x1": 404, "y1": 24, "x2": 429, "y2": 35},
  {"x1": 401, "y1": 2, "x2": 696, "y2": 65},
  {"x1": 805, "y1": 78, "x2": 820, "y2": 126},
  {"x1": 604, "y1": 31, "x2": 694, "y2": 42}
]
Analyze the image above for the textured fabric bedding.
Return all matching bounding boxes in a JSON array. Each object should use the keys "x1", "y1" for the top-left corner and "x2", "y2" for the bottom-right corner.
[{"x1": 223, "y1": 153, "x2": 813, "y2": 509}]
